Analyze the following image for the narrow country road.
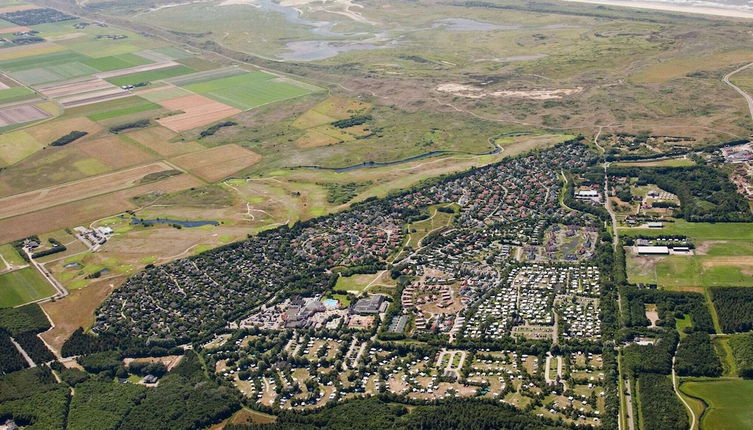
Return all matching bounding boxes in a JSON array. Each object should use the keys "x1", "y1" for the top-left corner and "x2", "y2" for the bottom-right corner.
[
  {"x1": 723, "y1": 62, "x2": 753, "y2": 120},
  {"x1": 673, "y1": 356, "x2": 697, "y2": 430}
]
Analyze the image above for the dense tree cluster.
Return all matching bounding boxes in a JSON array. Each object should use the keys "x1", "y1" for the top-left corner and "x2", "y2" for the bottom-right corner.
[
  {"x1": 66, "y1": 378, "x2": 146, "y2": 430},
  {"x1": 711, "y1": 287, "x2": 753, "y2": 333},
  {"x1": 49, "y1": 130, "x2": 87, "y2": 147},
  {"x1": 674, "y1": 332, "x2": 722, "y2": 377},
  {"x1": 729, "y1": 333, "x2": 753, "y2": 378},
  {"x1": 0, "y1": 330, "x2": 26, "y2": 374},
  {"x1": 636, "y1": 373, "x2": 688, "y2": 430},
  {"x1": 607, "y1": 165, "x2": 752, "y2": 222},
  {"x1": 623, "y1": 288, "x2": 713, "y2": 333},
  {"x1": 0, "y1": 8, "x2": 75, "y2": 25},
  {"x1": 622, "y1": 330, "x2": 678, "y2": 377}
]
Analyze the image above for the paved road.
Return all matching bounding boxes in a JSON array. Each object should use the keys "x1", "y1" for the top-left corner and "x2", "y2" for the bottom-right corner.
[
  {"x1": 723, "y1": 62, "x2": 753, "y2": 120},
  {"x1": 624, "y1": 378, "x2": 636, "y2": 430}
]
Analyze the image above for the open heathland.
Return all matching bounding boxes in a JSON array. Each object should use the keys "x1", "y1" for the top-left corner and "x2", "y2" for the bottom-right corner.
[{"x1": 0, "y1": 267, "x2": 55, "y2": 307}]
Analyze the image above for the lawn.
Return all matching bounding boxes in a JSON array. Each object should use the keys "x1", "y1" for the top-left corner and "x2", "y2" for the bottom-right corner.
[
  {"x1": 334, "y1": 273, "x2": 379, "y2": 293},
  {"x1": 0, "y1": 267, "x2": 56, "y2": 307},
  {"x1": 106, "y1": 65, "x2": 196, "y2": 87},
  {"x1": 407, "y1": 205, "x2": 457, "y2": 248},
  {"x1": 87, "y1": 97, "x2": 161, "y2": 121},
  {"x1": 681, "y1": 379, "x2": 753, "y2": 430},
  {"x1": 182, "y1": 71, "x2": 315, "y2": 110},
  {"x1": 621, "y1": 220, "x2": 753, "y2": 240},
  {"x1": 0, "y1": 243, "x2": 25, "y2": 267}
]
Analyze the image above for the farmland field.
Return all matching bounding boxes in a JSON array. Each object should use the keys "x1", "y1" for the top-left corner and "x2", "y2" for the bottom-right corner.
[
  {"x1": 681, "y1": 379, "x2": 753, "y2": 430},
  {"x1": 621, "y1": 220, "x2": 753, "y2": 241},
  {"x1": 181, "y1": 71, "x2": 316, "y2": 110},
  {"x1": 0, "y1": 86, "x2": 34, "y2": 103},
  {"x1": 0, "y1": 129, "x2": 41, "y2": 166},
  {"x1": 87, "y1": 97, "x2": 161, "y2": 121},
  {"x1": 0, "y1": 267, "x2": 55, "y2": 307},
  {"x1": 169, "y1": 144, "x2": 261, "y2": 181},
  {"x1": 156, "y1": 94, "x2": 240, "y2": 132},
  {"x1": 82, "y1": 53, "x2": 152, "y2": 72},
  {"x1": 106, "y1": 65, "x2": 195, "y2": 87},
  {"x1": 626, "y1": 254, "x2": 753, "y2": 288},
  {"x1": 124, "y1": 125, "x2": 205, "y2": 157}
]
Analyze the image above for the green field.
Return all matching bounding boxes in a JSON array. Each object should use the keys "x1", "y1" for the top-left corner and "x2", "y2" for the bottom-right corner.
[
  {"x1": 621, "y1": 220, "x2": 753, "y2": 240},
  {"x1": 87, "y1": 97, "x2": 161, "y2": 121},
  {"x1": 106, "y1": 65, "x2": 196, "y2": 87},
  {"x1": 334, "y1": 273, "x2": 378, "y2": 293},
  {"x1": 0, "y1": 50, "x2": 89, "y2": 72},
  {"x1": 407, "y1": 205, "x2": 456, "y2": 248},
  {"x1": 0, "y1": 243, "x2": 25, "y2": 270},
  {"x1": 627, "y1": 254, "x2": 753, "y2": 288},
  {"x1": 0, "y1": 130, "x2": 42, "y2": 166},
  {"x1": 9, "y1": 62, "x2": 99, "y2": 85},
  {"x1": 182, "y1": 71, "x2": 315, "y2": 110},
  {"x1": 681, "y1": 379, "x2": 753, "y2": 430},
  {"x1": 82, "y1": 53, "x2": 152, "y2": 72},
  {"x1": 0, "y1": 267, "x2": 55, "y2": 308},
  {"x1": 0, "y1": 86, "x2": 34, "y2": 103}
]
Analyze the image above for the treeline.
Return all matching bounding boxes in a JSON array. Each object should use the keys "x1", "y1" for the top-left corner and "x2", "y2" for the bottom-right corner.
[
  {"x1": 607, "y1": 165, "x2": 752, "y2": 222},
  {"x1": 228, "y1": 397, "x2": 573, "y2": 430},
  {"x1": 50, "y1": 130, "x2": 87, "y2": 147},
  {"x1": 110, "y1": 119, "x2": 150, "y2": 133},
  {"x1": 31, "y1": 237, "x2": 67, "y2": 259},
  {"x1": 637, "y1": 373, "x2": 688, "y2": 430},
  {"x1": 674, "y1": 332, "x2": 722, "y2": 377},
  {"x1": 729, "y1": 333, "x2": 753, "y2": 378},
  {"x1": 711, "y1": 287, "x2": 753, "y2": 333},
  {"x1": 200, "y1": 121, "x2": 237, "y2": 138},
  {"x1": 331, "y1": 115, "x2": 371, "y2": 129}
]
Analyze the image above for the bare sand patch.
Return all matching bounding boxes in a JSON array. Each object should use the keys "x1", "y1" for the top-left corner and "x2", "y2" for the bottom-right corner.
[{"x1": 437, "y1": 83, "x2": 583, "y2": 100}]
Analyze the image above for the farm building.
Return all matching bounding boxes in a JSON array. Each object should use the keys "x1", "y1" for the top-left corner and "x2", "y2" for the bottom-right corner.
[{"x1": 636, "y1": 246, "x2": 669, "y2": 255}]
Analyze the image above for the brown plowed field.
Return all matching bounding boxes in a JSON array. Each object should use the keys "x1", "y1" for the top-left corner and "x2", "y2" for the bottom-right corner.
[
  {"x1": 0, "y1": 162, "x2": 172, "y2": 220},
  {"x1": 126, "y1": 125, "x2": 205, "y2": 157},
  {"x1": 156, "y1": 94, "x2": 240, "y2": 132},
  {"x1": 0, "y1": 173, "x2": 204, "y2": 243},
  {"x1": 77, "y1": 135, "x2": 157, "y2": 169},
  {"x1": 0, "y1": 103, "x2": 49, "y2": 126},
  {"x1": 169, "y1": 143, "x2": 261, "y2": 181}
]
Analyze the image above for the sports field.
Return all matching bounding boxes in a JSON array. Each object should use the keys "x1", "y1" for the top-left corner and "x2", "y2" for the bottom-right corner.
[
  {"x1": 181, "y1": 71, "x2": 316, "y2": 110},
  {"x1": 0, "y1": 267, "x2": 55, "y2": 307},
  {"x1": 681, "y1": 379, "x2": 753, "y2": 430}
]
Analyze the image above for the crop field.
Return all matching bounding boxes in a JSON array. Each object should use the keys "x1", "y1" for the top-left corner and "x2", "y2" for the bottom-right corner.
[
  {"x1": 9, "y1": 61, "x2": 99, "y2": 85},
  {"x1": 181, "y1": 71, "x2": 316, "y2": 110},
  {"x1": 25, "y1": 115, "x2": 101, "y2": 144},
  {"x1": 156, "y1": 94, "x2": 240, "y2": 132},
  {"x1": 76, "y1": 135, "x2": 157, "y2": 169},
  {"x1": 86, "y1": 96, "x2": 161, "y2": 121},
  {"x1": 0, "y1": 86, "x2": 34, "y2": 103},
  {"x1": 82, "y1": 53, "x2": 152, "y2": 72},
  {"x1": 106, "y1": 65, "x2": 196, "y2": 87},
  {"x1": 0, "y1": 42, "x2": 65, "y2": 62},
  {"x1": 135, "y1": 85, "x2": 192, "y2": 103},
  {"x1": 626, "y1": 254, "x2": 753, "y2": 288},
  {"x1": 123, "y1": 125, "x2": 204, "y2": 157},
  {"x1": 681, "y1": 379, "x2": 753, "y2": 430},
  {"x1": 0, "y1": 129, "x2": 41, "y2": 166},
  {"x1": 0, "y1": 162, "x2": 173, "y2": 220},
  {"x1": 0, "y1": 102, "x2": 49, "y2": 126},
  {"x1": 0, "y1": 172, "x2": 204, "y2": 243},
  {"x1": 169, "y1": 144, "x2": 261, "y2": 181},
  {"x1": 0, "y1": 267, "x2": 55, "y2": 307}
]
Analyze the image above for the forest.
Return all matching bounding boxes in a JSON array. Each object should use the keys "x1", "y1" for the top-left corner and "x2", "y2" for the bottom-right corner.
[
  {"x1": 674, "y1": 332, "x2": 722, "y2": 377},
  {"x1": 607, "y1": 165, "x2": 752, "y2": 222},
  {"x1": 729, "y1": 333, "x2": 753, "y2": 378},
  {"x1": 622, "y1": 288, "x2": 713, "y2": 333},
  {"x1": 711, "y1": 287, "x2": 753, "y2": 333},
  {"x1": 636, "y1": 373, "x2": 688, "y2": 430}
]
